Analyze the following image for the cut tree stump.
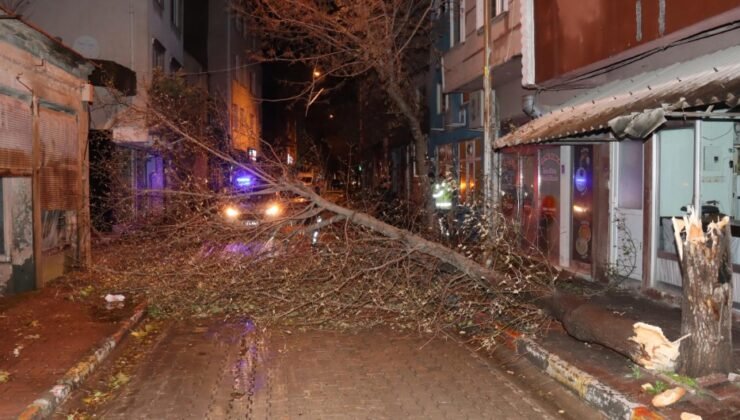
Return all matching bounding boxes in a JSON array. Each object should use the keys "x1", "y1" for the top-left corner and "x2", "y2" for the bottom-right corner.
[{"x1": 672, "y1": 210, "x2": 733, "y2": 377}]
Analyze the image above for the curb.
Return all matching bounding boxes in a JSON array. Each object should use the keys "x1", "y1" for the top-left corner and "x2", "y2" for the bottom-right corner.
[
  {"x1": 515, "y1": 337, "x2": 664, "y2": 420},
  {"x1": 16, "y1": 301, "x2": 148, "y2": 420}
]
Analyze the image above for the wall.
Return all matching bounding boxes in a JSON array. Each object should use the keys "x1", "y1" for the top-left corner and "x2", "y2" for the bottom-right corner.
[
  {"x1": 442, "y1": 0, "x2": 522, "y2": 92},
  {"x1": 27, "y1": 0, "x2": 185, "y2": 141},
  {"x1": 0, "y1": 20, "x2": 92, "y2": 294},
  {"x1": 207, "y1": 0, "x2": 262, "y2": 153},
  {"x1": 533, "y1": 0, "x2": 740, "y2": 84}
]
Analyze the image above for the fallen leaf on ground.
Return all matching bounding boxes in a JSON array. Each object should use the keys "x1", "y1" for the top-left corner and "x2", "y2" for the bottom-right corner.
[
  {"x1": 109, "y1": 372, "x2": 130, "y2": 389},
  {"x1": 82, "y1": 390, "x2": 109, "y2": 405},
  {"x1": 680, "y1": 412, "x2": 702, "y2": 420},
  {"x1": 0, "y1": 370, "x2": 9, "y2": 383}
]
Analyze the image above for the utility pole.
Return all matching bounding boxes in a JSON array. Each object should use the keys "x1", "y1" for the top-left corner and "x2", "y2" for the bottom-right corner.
[{"x1": 483, "y1": 0, "x2": 494, "y2": 220}]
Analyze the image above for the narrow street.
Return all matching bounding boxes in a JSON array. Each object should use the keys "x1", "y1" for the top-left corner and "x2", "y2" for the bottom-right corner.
[{"x1": 57, "y1": 319, "x2": 601, "y2": 419}]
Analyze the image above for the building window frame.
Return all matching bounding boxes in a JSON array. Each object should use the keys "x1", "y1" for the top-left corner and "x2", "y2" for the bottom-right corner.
[
  {"x1": 153, "y1": 0, "x2": 164, "y2": 14},
  {"x1": 493, "y1": 0, "x2": 508, "y2": 17},
  {"x1": 152, "y1": 39, "x2": 166, "y2": 71},
  {"x1": 169, "y1": 58, "x2": 182, "y2": 74},
  {"x1": 171, "y1": 0, "x2": 183, "y2": 35}
]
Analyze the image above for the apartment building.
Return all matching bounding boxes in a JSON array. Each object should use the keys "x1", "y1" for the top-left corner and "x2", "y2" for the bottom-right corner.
[
  {"x1": 207, "y1": 0, "x2": 261, "y2": 157},
  {"x1": 26, "y1": 0, "x2": 187, "y2": 227},
  {"x1": 427, "y1": 0, "x2": 524, "y2": 208}
]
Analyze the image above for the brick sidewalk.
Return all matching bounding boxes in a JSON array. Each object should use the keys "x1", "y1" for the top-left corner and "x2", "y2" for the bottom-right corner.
[
  {"x1": 82, "y1": 320, "x2": 599, "y2": 419},
  {"x1": 0, "y1": 283, "x2": 136, "y2": 419}
]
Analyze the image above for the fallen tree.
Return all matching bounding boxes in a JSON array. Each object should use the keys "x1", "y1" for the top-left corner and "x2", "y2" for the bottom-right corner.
[
  {"x1": 90, "y1": 74, "x2": 735, "y2": 376},
  {"x1": 542, "y1": 292, "x2": 684, "y2": 372}
]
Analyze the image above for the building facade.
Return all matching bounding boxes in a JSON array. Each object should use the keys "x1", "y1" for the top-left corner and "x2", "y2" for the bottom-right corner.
[
  {"x1": 26, "y1": 0, "x2": 187, "y2": 226},
  {"x1": 0, "y1": 8, "x2": 93, "y2": 295},
  {"x1": 207, "y1": 0, "x2": 262, "y2": 157},
  {"x1": 428, "y1": 0, "x2": 525, "y2": 208},
  {"x1": 494, "y1": 1, "x2": 740, "y2": 302}
]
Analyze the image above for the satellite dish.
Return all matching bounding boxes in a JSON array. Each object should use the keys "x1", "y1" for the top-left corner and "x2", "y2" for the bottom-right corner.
[{"x1": 72, "y1": 35, "x2": 100, "y2": 59}]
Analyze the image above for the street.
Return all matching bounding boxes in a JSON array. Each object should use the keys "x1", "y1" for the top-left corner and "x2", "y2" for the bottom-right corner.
[{"x1": 57, "y1": 319, "x2": 601, "y2": 419}]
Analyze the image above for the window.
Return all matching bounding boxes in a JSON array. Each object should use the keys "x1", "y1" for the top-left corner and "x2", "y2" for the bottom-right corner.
[
  {"x1": 231, "y1": 103, "x2": 238, "y2": 132},
  {"x1": 152, "y1": 39, "x2": 166, "y2": 71},
  {"x1": 449, "y1": 0, "x2": 465, "y2": 45},
  {"x1": 617, "y1": 141, "x2": 644, "y2": 210},
  {"x1": 153, "y1": 0, "x2": 164, "y2": 14},
  {"x1": 477, "y1": 0, "x2": 507, "y2": 27},
  {"x1": 248, "y1": 148, "x2": 257, "y2": 162},
  {"x1": 476, "y1": 0, "x2": 484, "y2": 29},
  {"x1": 435, "y1": 83, "x2": 443, "y2": 115},
  {"x1": 169, "y1": 58, "x2": 182, "y2": 73},
  {"x1": 171, "y1": 0, "x2": 183, "y2": 34},
  {"x1": 493, "y1": 0, "x2": 508, "y2": 16}
]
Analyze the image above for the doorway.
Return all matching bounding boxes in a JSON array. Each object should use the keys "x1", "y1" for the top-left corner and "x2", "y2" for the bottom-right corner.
[{"x1": 610, "y1": 141, "x2": 644, "y2": 281}]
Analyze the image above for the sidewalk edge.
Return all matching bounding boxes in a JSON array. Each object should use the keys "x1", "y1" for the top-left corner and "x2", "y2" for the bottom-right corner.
[
  {"x1": 16, "y1": 301, "x2": 147, "y2": 420},
  {"x1": 515, "y1": 337, "x2": 664, "y2": 420}
]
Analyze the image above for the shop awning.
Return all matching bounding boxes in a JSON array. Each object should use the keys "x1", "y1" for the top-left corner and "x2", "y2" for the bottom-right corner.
[{"x1": 495, "y1": 45, "x2": 740, "y2": 149}]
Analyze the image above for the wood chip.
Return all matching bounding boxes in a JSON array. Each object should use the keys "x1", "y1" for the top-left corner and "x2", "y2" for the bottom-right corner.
[{"x1": 652, "y1": 387, "x2": 686, "y2": 407}]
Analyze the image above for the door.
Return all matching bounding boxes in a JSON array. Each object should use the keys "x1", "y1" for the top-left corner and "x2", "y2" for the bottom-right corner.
[{"x1": 611, "y1": 141, "x2": 644, "y2": 280}]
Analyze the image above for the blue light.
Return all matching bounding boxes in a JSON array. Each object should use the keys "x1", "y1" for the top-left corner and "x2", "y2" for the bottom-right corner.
[{"x1": 235, "y1": 176, "x2": 252, "y2": 187}]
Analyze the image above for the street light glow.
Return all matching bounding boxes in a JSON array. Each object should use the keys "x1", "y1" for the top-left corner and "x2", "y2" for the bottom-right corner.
[{"x1": 224, "y1": 205, "x2": 240, "y2": 219}]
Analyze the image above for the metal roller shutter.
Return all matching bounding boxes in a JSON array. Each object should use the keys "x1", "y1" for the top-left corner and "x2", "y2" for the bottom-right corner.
[
  {"x1": 0, "y1": 94, "x2": 33, "y2": 171},
  {"x1": 39, "y1": 108, "x2": 79, "y2": 210}
]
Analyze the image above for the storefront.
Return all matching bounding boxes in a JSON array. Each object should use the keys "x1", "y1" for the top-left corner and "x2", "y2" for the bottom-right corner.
[
  {"x1": 499, "y1": 146, "x2": 563, "y2": 265},
  {"x1": 494, "y1": 44, "x2": 740, "y2": 300}
]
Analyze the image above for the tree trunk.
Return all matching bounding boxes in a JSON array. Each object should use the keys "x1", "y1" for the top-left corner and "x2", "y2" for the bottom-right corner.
[
  {"x1": 383, "y1": 78, "x2": 436, "y2": 227},
  {"x1": 542, "y1": 292, "x2": 682, "y2": 371},
  {"x1": 673, "y1": 214, "x2": 733, "y2": 377}
]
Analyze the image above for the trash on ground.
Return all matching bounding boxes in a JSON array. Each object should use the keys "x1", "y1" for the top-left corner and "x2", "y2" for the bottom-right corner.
[{"x1": 104, "y1": 294, "x2": 126, "y2": 303}]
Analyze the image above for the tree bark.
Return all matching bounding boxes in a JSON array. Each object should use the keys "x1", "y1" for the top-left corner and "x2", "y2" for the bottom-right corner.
[
  {"x1": 674, "y1": 214, "x2": 733, "y2": 377},
  {"x1": 542, "y1": 292, "x2": 681, "y2": 371},
  {"x1": 383, "y1": 78, "x2": 436, "y2": 226}
]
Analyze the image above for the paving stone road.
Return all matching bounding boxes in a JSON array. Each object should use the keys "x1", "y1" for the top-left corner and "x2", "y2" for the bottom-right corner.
[{"x1": 82, "y1": 319, "x2": 597, "y2": 419}]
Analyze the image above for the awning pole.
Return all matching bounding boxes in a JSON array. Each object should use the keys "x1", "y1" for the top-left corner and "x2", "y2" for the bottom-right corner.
[{"x1": 693, "y1": 119, "x2": 702, "y2": 212}]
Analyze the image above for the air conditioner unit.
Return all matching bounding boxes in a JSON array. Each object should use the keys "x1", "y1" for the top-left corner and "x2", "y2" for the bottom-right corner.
[{"x1": 468, "y1": 90, "x2": 484, "y2": 129}]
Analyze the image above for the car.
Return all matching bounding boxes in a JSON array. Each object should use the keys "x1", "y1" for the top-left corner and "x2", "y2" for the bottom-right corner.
[{"x1": 220, "y1": 194, "x2": 287, "y2": 227}]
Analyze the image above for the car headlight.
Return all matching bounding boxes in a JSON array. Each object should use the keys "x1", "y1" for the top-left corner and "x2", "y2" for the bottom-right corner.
[
  {"x1": 265, "y1": 203, "x2": 282, "y2": 217},
  {"x1": 224, "y1": 205, "x2": 240, "y2": 219}
]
